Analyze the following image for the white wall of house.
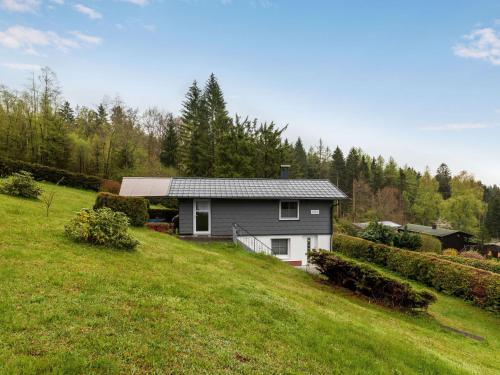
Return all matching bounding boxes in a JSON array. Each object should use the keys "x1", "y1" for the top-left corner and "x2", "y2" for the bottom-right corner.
[{"x1": 238, "y1": 234, "x2": 331, "y2": 265}]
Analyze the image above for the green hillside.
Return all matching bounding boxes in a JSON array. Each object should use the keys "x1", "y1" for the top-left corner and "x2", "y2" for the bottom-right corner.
[{"x1": 0, "y1": 182, "x2": 499, "y2": 374}]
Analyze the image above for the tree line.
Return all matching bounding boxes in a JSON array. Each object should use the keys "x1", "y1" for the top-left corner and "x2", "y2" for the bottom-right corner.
[{"x1": 0, "y1": 68, "x2": 499, "y2": 239}]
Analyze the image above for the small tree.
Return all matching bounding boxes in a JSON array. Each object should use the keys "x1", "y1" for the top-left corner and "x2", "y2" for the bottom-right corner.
[{"x1": 41, "y1": 178, "x2": 64, "y2": 217}]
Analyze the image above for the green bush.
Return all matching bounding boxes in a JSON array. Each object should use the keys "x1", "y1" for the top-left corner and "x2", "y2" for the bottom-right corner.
[
  {"x1": 331, "y1": 234, "x2": 500, "y2": 312},
  {"x1": 334, "y1": 218, "x2": 360, "y2": 236},
  {"x1": 360, "y1": 221, "x2": 395, "y2": 245},
  {"x1": 310, "y1": 250, "x2": 436, "y2": 310},
  {"x1": 393, "y1": 227, "x2": 422, "y2": 251},
  {"x1": 437, "y1": 255, "x2": 500, "y2": 274},
  {"x1": 65, "y1": 208, "x2": 138, "y2": 250},
  {"x1": 0, "y1": 171, "x2": 42, "y2": 199},
  {"x1": 419, "y1": 234, "x2": 442, "y2": 253},
  {"x1": 0, "y1": 157, "x2": 102, "y2": 191},
  {"x1": 94, "y1": 192, "x2": 149, "y2": 226}
]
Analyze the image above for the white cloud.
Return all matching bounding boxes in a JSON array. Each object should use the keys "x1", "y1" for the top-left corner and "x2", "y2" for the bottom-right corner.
[
  {"x1": 0, "y1": 0, "x2": 40, "y2": 12},
  {"x1": 143, "y1": 24, "x2": 156, "y2": 32},
  {"x1": 453, "y1": 27, "x2": 500, "y2": 65},
  {"x1": 70, "y1": 31, "x2": 102, "y2": 45},
  {"x1": 2, "y1": 62, "x2": 41, "y2": 71},
  {"x1": 0, "y1": 25, "x2": 102, "y2": 55},
  {"x1": 419, "y1": 123, "x2": 490, "y2": 131},
  {"x1": 0, "y1": 25, "x2": 78, "y2": 54},
  {"x1": 120, "y1": 0, "x2": 149, "y2": 5},
  {"x1": 74, "y1": 4, "x2": 102, "y2": 19}
]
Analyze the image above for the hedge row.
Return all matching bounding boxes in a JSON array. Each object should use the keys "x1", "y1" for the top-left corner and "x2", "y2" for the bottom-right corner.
[
  {"x1": 436, "y1": 255, "x2": 500, "y2": 275},
  {"x1": 94, "y1": 192, "x2": 149, "y2": 226},
  {"x1": 310, "y1": 250, "x2": 436, "y2": 310},
  {"x1": 0, "y1": 157, "x2": 102, "y2": 191},
  {"x1": 331, "y1": 234, "x2": 500, "y2": 312}
]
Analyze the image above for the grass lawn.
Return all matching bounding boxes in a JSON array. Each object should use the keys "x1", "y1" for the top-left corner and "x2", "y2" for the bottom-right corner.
[{"x1": 0, "y1": 181, "x2": 499, "y2": 374}]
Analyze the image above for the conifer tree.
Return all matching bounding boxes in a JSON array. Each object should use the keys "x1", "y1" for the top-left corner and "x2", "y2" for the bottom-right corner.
[
  {"x1": 436, "y1": 163, "x2": 452, "y2": 199},
  {"x1": 160, "y1": 115, "x2": 179, "y2": 168},
  {"x1": 292, "y1": 137, "x2": 308, "y2": 178},
  {"x1": 330, "y1": 146, "x2": 346, "y2": 190},
  {"x1": 204, "y1": 74, "x2": 230, "y2": 176}
]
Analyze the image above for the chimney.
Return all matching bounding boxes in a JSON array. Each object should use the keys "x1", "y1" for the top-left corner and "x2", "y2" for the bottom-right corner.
[{"x1": 280, "y1": 164, "x2": 290, "y2": 179}]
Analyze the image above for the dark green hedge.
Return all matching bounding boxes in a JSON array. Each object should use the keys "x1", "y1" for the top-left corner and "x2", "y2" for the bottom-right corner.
[
  {"x1": 0, "y1": 157, "x2": 102, "y2": 191},
  {"x1": 332, "y1": 234, "x2": 500, "y2": 312},
  {"x1": 310, "y1": 250, "x2": 436, "y2": 310},
  {"x1": 94, "y1": 192, "x2": 149, "y2": 226}
]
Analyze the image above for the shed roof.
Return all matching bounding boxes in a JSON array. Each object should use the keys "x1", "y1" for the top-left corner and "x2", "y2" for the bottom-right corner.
[
  {"x1": 119, "y1": 177, "x2": 172, "y2": 197},
  {"x1": 168, "y1": 178, "x2": 347, "y2": 200},
  {"x1": 354, "y1": 221, "x2": 402, "y2": 230},
  {"x1": 403, "y1": 224, "x2": 472, "y2": 238}
]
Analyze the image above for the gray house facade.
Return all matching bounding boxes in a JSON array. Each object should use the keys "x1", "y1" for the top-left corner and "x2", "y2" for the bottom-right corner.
[{"x1": 120, "y1": 176, "x2": 346, "y2": 266}]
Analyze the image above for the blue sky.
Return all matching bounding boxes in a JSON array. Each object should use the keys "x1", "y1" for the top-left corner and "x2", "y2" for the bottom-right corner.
[{"x1": 1, "y1": 1, "x2": 500, "y2": 185}]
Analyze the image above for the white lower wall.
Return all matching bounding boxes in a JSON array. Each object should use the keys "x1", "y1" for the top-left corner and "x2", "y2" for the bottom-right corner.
[{"x1": 238, "y1": 234, "x2": 331, "y2": 265}]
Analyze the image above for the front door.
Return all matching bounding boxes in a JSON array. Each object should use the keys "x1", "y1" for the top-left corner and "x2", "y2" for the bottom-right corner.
[{"x1": 193, "y1": 199, "x2": 211, "y2": 235}]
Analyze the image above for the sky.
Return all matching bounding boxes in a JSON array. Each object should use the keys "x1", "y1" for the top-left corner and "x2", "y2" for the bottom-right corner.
[{"x1": 1, "y1": 0, "x2": 500, "y2": 185}]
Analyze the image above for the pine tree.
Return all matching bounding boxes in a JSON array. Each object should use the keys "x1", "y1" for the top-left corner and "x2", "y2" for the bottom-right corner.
[
  {"x1": 179, "y1": 81, "x2": 210, "y2": 176},
  {"x1": 160, "y1": 115, "x2": 179, "y2": 168},
  {"x1": 384, "y1": 157, "x2": 399, "y2": 187},
  {"x1": 204, "y1": 74, "x2": 230, "y2": 176},
  {"x1": 370, "y1": 156, "x2": 384, "y2": 192},
  {"x1": 255, "y1": 122, "x2": 286, "y2": 178},
  {"x1": 58, "y1": 101, "x2": 74, "y2": 125},
  {"x1": 292, "y1": 137, "x2": 308, "y2": 178},
  {"x1": 330, "y1": 146, "x2": 345, "y2": 190},
  {"x1": 345, "y1": 148, "x2": 361, "y2": 195},
  {"x1": 436, "y1": 163, "x2": 452, "y2": 199}
]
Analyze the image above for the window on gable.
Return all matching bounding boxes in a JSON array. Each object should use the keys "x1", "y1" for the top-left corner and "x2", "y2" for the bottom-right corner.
[
  {"x1": 279, "y1": 200, "x2": 299, "y2": 220},
  {"x1": 271, "y1": 239, "x2": 289, "y2": 256}
]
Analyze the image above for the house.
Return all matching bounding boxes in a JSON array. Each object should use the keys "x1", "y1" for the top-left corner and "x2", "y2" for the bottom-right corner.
[
  {"x1": 119, "y1": 168, "x2": 347, "y2": 266},
  {"x1": 354, "y1": 221, "x2": 402, "y2": 230},
  {"x1": 401, "y1": 224, "x2": 473, "y2": 251}
]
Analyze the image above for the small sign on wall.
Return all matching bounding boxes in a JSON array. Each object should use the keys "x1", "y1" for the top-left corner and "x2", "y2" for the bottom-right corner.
[{"x1": 310, "y1": 209, "x2": 320, "y2": 215}]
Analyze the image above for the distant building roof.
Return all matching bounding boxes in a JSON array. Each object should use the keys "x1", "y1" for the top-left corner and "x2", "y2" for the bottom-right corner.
[
  {"x1": 119, "y1": 177, "x2": 347, "y2": 200},
  {"x1": 354, "y1": 221, "x2": 402, "y2": 230},
  {"x1": 119, "y1": 177, "x2": 172, "y2": 197},
  {"x1": 168, "y1": 178, "x2": 347, "y2": 200},
  {"x1": 403, "y1": 224, "x2": 472, "y2": 238}
]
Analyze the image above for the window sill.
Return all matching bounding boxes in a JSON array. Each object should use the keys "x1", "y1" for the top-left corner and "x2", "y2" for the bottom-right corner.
[{"x1": 279, "y1": 218, "x2": 300, "y2": 221}]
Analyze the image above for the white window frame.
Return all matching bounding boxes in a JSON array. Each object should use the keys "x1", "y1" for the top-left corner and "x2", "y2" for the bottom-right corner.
[
  {"x1": 279, "y1": 200, "x2": 300, "y2": 221},
  {"x1": 271, "y1": 238, "x2": 290, "y2": 258},
  {"x1": 193, "y1": 199, "x2": 211, "y2": 235}
]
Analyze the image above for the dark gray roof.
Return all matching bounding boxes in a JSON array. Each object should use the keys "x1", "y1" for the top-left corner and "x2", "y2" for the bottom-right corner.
[
  {"x1": 167, "y1": 178, "x2": 347, "y2": 200},
  {"x1": 403, "y1": 224, "x2": 472, "y2": 238}
]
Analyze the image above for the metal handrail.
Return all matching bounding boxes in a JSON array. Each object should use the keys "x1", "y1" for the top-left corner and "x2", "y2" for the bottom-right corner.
[{"x1": 232, "y1": 223, "x2": 273, "y2": 255}]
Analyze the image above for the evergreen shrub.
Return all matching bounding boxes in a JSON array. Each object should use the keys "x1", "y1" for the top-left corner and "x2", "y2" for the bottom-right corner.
[
  {"x1": 0, "y1": 171, "x2": 42, "y2": 199},
  {"x1": 94, "y1": 192, "x2": 149, "y2": 226},
  {"x1": 310, "y1": 250, "x2": 436, "y2": 310},
  {"x1": 0, "y1": 157, "x2": 102, "y2": 191},
  {"x1": 331, "y1": 234, "x2": 500, "y2": 312},
  {"x1": 65, "y1": 208, "x2": 138, "y2": 250}
]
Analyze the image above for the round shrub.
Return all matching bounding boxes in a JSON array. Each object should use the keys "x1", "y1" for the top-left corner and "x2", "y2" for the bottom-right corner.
[
  {"x1": 443, "y1": 248, "x2": 458, "y2": 256},
  {"x1": 0, "y1": 171, "x2": 42, "y2": 199},
  {"x1": 419, "y1": 234, "x2": 442, "y2": 254},
  {"x1": 65, "y1": 208, "x2": 139, "y2": 250}
]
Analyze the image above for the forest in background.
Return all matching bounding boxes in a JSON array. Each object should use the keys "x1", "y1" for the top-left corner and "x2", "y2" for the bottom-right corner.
[{"x1": 0, "y1": 68, "x2": 499, "y2": 240}]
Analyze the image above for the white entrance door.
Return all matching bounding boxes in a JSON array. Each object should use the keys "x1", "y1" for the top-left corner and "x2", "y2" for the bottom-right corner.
[{"x1": 193, "y1": 199, "x2": 211, "y2": 235}]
